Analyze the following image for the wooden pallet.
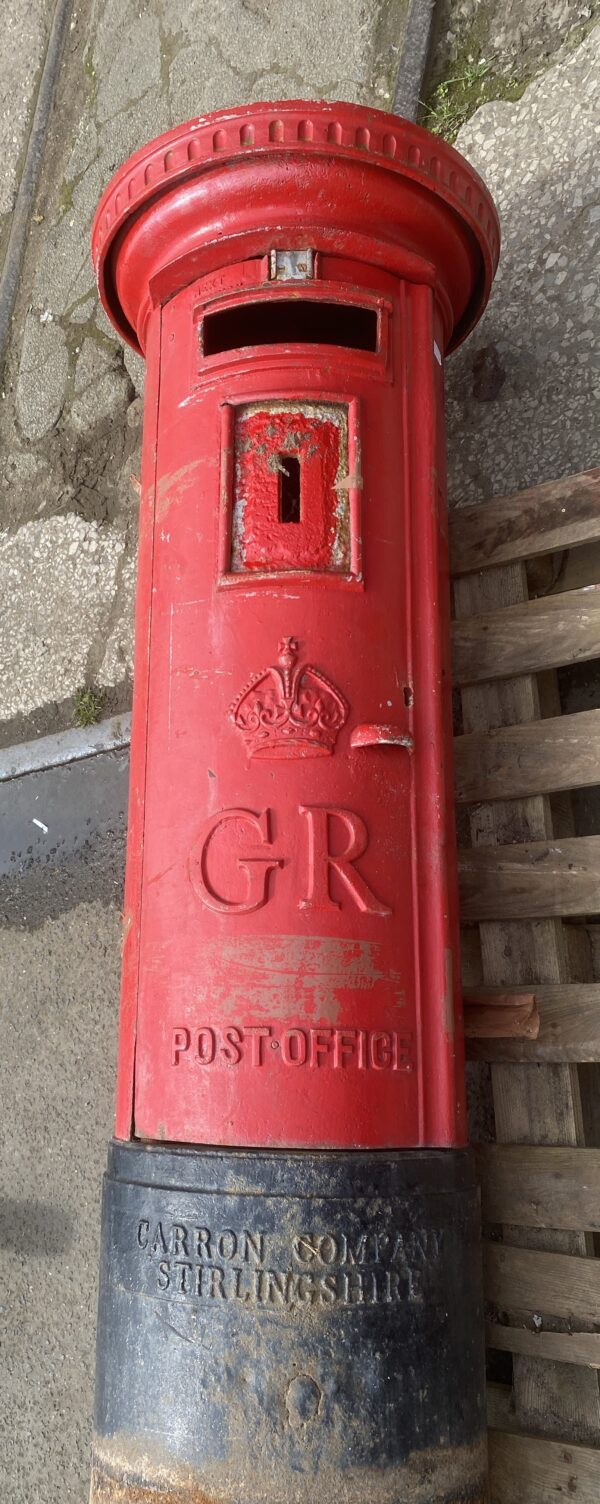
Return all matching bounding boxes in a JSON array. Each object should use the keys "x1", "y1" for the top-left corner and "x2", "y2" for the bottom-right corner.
[{"x1": 450, "y1": 467, "x2": 600, "y2": 1502}]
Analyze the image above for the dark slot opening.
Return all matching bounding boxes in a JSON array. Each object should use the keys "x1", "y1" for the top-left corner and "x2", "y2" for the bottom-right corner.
[
  {"x1": 278, "y1": 455, "x2": 301, "y2": 523},
  {"x1": 202, "y1": 299, "x2": 378, "y2": 355}
]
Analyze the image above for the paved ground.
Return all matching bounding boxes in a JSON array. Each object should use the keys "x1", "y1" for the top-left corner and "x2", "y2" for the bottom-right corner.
[
  {"x1": 0, "y1": 0, "x2": 55, "y2": 266},
  {"x1": 0, "y1": 901, "x2": 120, "y2": 1500},
  {"x1": 429, "y1": 0, "x2": 600, "y2": 94},
  {"x1": 445, "y1": 23, "x2": 600, "y2": 505},
  {"x1": 1, "y1": 3, "x2": 599, "y2": 1500}
]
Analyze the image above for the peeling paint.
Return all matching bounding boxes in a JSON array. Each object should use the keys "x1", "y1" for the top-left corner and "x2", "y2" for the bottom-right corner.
[
  {"x1": 229, "y1": 402, "x2": 352, "y2": 574},
  {"x1": 156, "y1": 461, "x2": 204, "y2": 524},
  {"x1": 162, "y1": 934, "x2": 407, "y2": 1022}
]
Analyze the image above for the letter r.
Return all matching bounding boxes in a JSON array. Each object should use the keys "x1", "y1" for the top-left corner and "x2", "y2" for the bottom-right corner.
[{"x1": 298, "y1": 806, "x2": 391, "y2": 916}]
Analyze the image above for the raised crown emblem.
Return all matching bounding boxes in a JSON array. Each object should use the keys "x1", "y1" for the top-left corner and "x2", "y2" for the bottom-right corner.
[{"x1": 229, "y1": 637, "x2": 348, "y2": 760}]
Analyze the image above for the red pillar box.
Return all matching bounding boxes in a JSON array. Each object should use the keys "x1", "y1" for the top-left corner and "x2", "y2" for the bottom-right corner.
[{"x1": 91, "y1": 101, "x2": 499, "y2": 1504}]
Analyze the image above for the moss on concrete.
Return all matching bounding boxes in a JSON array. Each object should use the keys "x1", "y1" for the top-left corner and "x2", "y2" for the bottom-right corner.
[
  {"x1": 57, "y1": 179, "x2": 74, "y2": 216},
  {"x1": 73, "y1": 686, "x2": 105, "y2": 727},
  {"x1": 421, "y1": 3, "x2": 600, "y2": 143},
  {"x1": 421, "y1": 52, "x2": 528, "y2": 142}
]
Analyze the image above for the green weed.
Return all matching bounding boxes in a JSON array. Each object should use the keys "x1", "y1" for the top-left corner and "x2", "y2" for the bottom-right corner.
[
  {"x1": 74, "y1": 687, "x2": 105, "y2": 728},
  {"x1": 422, "y1": 56, "x2": 527, "y2": 142}
]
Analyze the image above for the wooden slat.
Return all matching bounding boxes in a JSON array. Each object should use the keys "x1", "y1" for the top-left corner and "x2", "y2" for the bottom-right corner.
[
  {"x1": 450, "y1": 467, "x2": 600, "y2": 575},
  {"x1": 458, "y1": 836, "x2": 600, "y2": 921},
  {"x1": 488, "y1": 1429, "x2": 600, "y2": 1504},
  {"x1": 452, "y1": 585, "x2": 600, "y2": 686},
  {"x1": 477, "y1": 1145, "x2": 600, "y2": 1230},
  {"x1": 528, "y1": 539, "x2": 600, "y2": 597},
  {"x1": 464, "y1": 992, "x2": 539, "y2": 1039},
  {"x1": 455, "y1": 555, "x2": 600, "y2": 1442},
  {"x1": 487, "y1": 1324, "x2": 600, "y2": 1368},
  {"x1": 484, "y1": 1242, "x2": 600, "y2": 1322},
  {"x1": 454, "y1": 708, "x2": 600, "y2": 803},
  {"x1": 464, "y1": 983, "x2": 600, "y2": 1062},
  {"x1": 487, "y1": 1384, "x2": 517, "y2": 1433}
]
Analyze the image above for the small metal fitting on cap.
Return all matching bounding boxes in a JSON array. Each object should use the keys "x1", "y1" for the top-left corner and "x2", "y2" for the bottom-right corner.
[{"x1": 269, "y1": 248, "x2": 315, "y2": 281}]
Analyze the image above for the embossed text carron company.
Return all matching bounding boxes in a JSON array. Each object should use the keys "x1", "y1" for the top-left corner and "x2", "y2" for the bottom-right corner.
[{"x1": 136, "y1": 1220, "x2": 446, "y2": 1308}]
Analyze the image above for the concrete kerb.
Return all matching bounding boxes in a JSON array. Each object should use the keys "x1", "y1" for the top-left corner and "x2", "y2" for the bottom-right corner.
[
  {"x1": 392, "y1": 0, "x2": 437, "y2": 119},
  {"x1": 0, "y1": 0, "x2": 73, "y2": 373},
  {"x1": 0, "y1": 712, "x2": 131, "y2": 781}
]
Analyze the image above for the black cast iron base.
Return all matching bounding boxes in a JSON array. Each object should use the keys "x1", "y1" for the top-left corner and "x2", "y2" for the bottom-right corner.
[{"x1": 91, "y1": 1141, "x2": 487, "y2": 1503}]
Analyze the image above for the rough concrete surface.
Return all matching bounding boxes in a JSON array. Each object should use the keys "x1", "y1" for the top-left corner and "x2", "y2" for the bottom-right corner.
[
  {"x1": 445, "y1": 24, "x2": 600, "y2": 504},
  {"x1": 429, "y1": 0, "x2": 600, "y2": 89},
  {"x1": 0, "y1": 0, "x2": 55, "y2": 232},
  {"x1": 0, "y1": 514, "x2": 127, "y2": 719}
]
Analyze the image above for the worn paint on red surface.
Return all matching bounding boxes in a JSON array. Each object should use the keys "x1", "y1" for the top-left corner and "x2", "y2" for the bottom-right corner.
[
  {"x1": 120, "y1": 269, "x2": 455, "y2": 1149},
  {"x1": 90, "y1": 100, "x2": 500, "y2": 1152}
]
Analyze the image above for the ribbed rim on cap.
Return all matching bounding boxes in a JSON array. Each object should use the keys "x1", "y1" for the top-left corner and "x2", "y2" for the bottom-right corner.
[{"x1": 91, "y1": 99, "x2": 500, "y2": 346}]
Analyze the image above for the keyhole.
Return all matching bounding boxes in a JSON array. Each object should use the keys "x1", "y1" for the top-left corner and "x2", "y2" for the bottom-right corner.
[{"x1": 278, "y1": 455, "x2": 301, "y2": 523}]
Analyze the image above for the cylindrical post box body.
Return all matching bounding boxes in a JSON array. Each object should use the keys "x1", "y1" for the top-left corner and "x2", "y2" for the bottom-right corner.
[{"x1": 91, "y1": 101, "x2": 499, "y2": 1504}]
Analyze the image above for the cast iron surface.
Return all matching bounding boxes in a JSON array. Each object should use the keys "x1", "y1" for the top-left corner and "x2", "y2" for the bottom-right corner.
[
  {"x1": 92, "y1": 99, "x2": 499, "y2": 354},
  {"x1": 91, "y1": 1142, "x2": 487, "y2": 1503}
]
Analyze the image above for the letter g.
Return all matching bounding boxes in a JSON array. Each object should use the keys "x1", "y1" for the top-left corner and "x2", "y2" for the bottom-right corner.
[{"x1": 189, "y1": 807, "x2": 282, "y2": 914}]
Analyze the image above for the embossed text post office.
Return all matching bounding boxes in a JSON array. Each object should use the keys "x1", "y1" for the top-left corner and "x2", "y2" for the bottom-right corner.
[{"x1": 90, "y1": 101, "x2": 499, "y2": 1504}]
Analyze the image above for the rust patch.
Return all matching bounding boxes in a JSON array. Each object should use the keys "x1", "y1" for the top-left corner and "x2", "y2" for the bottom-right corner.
[
  {"x1": 91, "y1": 1440, "x2": 225, "y2": 1504},
  {"x1": 91, "y1": 1466, "x2": 215, "y2": 1503},
  {"x1": 91, "y1": 1436, "x2": 487, "y2": 1504}
]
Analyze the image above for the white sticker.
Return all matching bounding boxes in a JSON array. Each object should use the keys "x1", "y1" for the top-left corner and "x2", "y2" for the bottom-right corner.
[{"x1": 433, "y1": 341, "x2": 442, "y2": 366}]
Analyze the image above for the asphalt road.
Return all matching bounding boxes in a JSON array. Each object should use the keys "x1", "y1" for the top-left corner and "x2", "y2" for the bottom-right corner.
[
  {"x1": 0, "y1": 747, "x2": 128, "y2": 928},
  {"x1": 0, "y1": 749, "x2": 127, "y2": 1501}
]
